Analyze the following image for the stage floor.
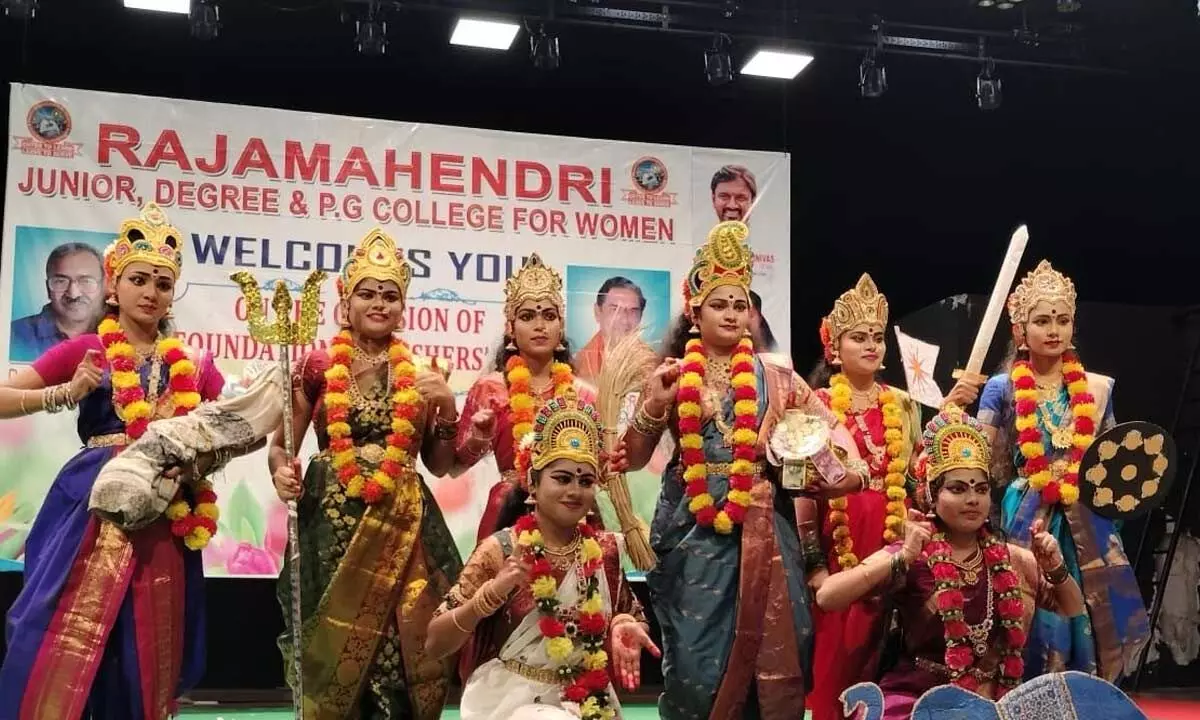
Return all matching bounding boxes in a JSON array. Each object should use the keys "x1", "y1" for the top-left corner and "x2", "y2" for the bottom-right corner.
[{"x1": 178, "y1": 697, "x2": 1200, "y2": 719}]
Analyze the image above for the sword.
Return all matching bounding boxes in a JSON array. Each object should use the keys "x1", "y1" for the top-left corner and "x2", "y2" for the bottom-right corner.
[
  {"x1": 230, "y1": 271, "x2": 326, "y2": 720},
  {"x1": 953, "y1": 225, "x2": 1029, "y2": 386}
]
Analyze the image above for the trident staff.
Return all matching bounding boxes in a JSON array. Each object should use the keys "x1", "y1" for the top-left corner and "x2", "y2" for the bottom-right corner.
[{"x1": 230, "y1": 270, "x2": 326, "y2": 719}]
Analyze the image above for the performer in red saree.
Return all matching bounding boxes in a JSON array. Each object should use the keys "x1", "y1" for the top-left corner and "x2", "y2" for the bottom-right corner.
[
  {"x1": 806, "y1": 274, "x2": 922, "y2": 720},
  {"x1": 815, "y1": 404, "x2": 1086, "y2": 719},
  {"x1": 0, "y1": 204, "x2": 231, "y2": 720},
  {"x1": 453, "y1": 254, "x2": 594, "y2": 543}
]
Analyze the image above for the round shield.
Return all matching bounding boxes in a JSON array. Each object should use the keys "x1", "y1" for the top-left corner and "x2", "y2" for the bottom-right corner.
[{"x1": 1078, "y1": 421, "x2": 1177, "y2": 521}]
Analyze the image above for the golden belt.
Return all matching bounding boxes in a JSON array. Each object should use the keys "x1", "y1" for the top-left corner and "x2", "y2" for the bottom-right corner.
[
  {"x1": 503, "y1": 659, "x2": 569, "y2": 686},
  {"x1": 315, "y1": 442, "x2": 396, "y2": 466},
  {"x1": 682, "y1": 461, "x2": 766, "y2": 477},
  {"x1": 915, "y1": 656, "x2": 992, "y2": 683},
  {"x1": 86, "y1": 433, "x2": 129, "y2": 448}
]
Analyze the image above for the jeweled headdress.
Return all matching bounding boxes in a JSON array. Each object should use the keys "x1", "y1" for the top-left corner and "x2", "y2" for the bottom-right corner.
[
  {"x1": 337, "y1": 227, "x2": 412, "y2": 301},
  {"x1": 1006, "y1": 260, "x2": 1077, "y2": 325},
  {"x1": 683, "y1": 220, "x2": 753, "y2": 308},
  {"x1": 103, "y1": 203, "x2": 184, "y2": 282},
  {"x1": 504, "y1": 253, "x2": 564, "y2": 321},
  {"x1": 921, "y1": 404, "x2": 992, "y2": 481},
  {"x1": 514, "y1": 386, "x2": 603, "y2": 491},
  {"x1": 820, "y1": 273, "x2": 889, "y2": 355}
]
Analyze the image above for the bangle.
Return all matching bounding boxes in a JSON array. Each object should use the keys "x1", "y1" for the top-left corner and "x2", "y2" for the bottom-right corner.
[
  {"x1": 433, "y1": 414, "x2": 458, "y2": 441},
  {"x1": 1043, "y1": 563, "x2": 1070, "y2": 586},
  {"x1": 633, "y1": 402, "x2": 669, "y2": 436},
  {"x1": 451, "y1": 607, "x2": 473, "y2": 634},
  {"x1": 18, "y1": 391, "x2": 28, "y2": 415}
]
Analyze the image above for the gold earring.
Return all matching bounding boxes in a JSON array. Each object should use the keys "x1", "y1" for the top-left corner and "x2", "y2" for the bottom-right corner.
[
  {"x1": 555, "y1": 339, "x2": 567, "y2": 352},
  {"x1": 688, "y1": 323, "x2": 700, "y2": 336},
  {"x1": 831, "y1": 354, "x2": 842, "y2": 366},
  {"x1": 525, "y1": 493, "x2": 536, "y2": 506},
  {"x1": 505, "y1": 338, "x2": 517, "y2": 352},
  {"x1": 1067, "y1": 342, "x2": 1077, "y2": 350},
  {"x1": 741, "y1": 327, "x2": 752, "y2": 339},
  {"x1": 1018, "y1": 343, "x2": 1030, "y2": 352},
  {"x1": 105, "y1": 295, "x2": 119, "y2": 308}
]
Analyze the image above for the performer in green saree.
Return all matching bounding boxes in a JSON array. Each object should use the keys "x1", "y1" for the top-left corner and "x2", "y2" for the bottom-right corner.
[{"x1": 267, "y1": 228, "x2": 462, "y2": 720}]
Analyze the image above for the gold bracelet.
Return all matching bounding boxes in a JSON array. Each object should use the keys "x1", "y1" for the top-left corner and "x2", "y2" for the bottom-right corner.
[
  {"x1": 451, "y1": 607, "x2": 473, "y2": 634},
  {"x1": 18, "y1": 391, "x2": 28, "y2": 415}
]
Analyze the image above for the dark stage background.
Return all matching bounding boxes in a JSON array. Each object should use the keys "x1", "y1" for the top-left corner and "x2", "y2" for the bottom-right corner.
[{"x1": 2, "y1": 0, "x2": 1200, "y2": 700}]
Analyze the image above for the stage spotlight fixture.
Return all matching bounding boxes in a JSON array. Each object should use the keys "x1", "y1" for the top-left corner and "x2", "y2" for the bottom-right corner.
[
  {"x1": 704, "y1": 35, "x2": 734, "y2": 86},
  {"x1": 529, "y1": 25, "x2": 560, "y2": 70},
  {"x1": 976, "y1": 60, "x2": 1002, "y2": 110},
  {"x1": 1057, "y1": 0, "x2": 1081, "y2": 11},
  {"x1": 859, "y1": 49, "x2": 887, "y2": 98},
  {"x1": 451, "y1": 18, "x2": 520, "y2": 50},
  {"x1": 124, "y1": 0, "x2": 188, "y2": 13},
  {"x1": 741, "y1": 49, "x2": 813, "y2": 80},
  {"x1": 355, "y1": 4, "x2": 387, "y2": 56},
  {"x1": 2, "y1": 0, "x2": 38, "y2": 20},
  {"x1": 190, "y1": 0, "x2": 219, "y2": 40}
]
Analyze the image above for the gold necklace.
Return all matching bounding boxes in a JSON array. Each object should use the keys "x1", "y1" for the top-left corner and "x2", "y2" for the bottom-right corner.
[
  {"x1": 352, "y1": 344, "x2": 389, "y2": 366},
  {"x1": 543, "y1": 533, "x2": 581, "y2": 557}
]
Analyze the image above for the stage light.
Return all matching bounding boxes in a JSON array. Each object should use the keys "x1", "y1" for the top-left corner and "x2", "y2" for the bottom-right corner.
[
  {"x1": 977, "y1": 60, "x2": 1002, "y2": 111},
  {"x1": 529, "y1": 25, "x2": 560, "y2": 70},
  {"x1": 741, "y1": 50, "x2": 813, "y2": 80},
  {"x1": 451, "y1": 18, "x2": 520, "y2": 50},
  {"x1": 124, "y1": 0, "x2": 188, "y2": 13},
  {"x1": 704, "y1": 35, "x2": 733, "y2": 86},
  {"x1": 859, "y1": 49, "x2": 887, "y2": 98},
  {"x1": 1057, "y1": 0, "x2": 1081, "y2": 11},
  {"x1": 190, "y1": 0, "x2": 219, "y2": 40},
  {"x1": 1, "y1": 0, "x2": 38, "y2": 20}
]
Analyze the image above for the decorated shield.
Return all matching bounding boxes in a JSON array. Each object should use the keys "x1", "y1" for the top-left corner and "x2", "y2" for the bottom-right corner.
[{"x1": 1078, "y1": 421, "x2": 1177, "y2": 521}]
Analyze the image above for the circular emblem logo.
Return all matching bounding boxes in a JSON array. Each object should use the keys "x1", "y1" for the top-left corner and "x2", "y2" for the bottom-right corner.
[
  {"x1": 631, "y1": 156, "x2": 668, "y2": 194},
  {"x1": 26, "y1": 101, "x2": 72, "y2": 143}
]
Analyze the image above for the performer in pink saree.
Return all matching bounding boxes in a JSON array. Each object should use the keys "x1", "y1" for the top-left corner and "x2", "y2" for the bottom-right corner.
[
  {"x1": 0, "y1": 204, "x2": 232, "y2": 719},
  {"x1": 815, "y1": 405, "x2": 1086, "y2": 719}
]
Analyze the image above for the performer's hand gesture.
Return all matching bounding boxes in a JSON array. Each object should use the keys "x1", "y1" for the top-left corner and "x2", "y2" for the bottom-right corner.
[
  {"x1": 470, "y1": 396, "x2": 503, "y2": 441},
  {"x1": 69, "y1": 349, "x2": 104, "y2": 402},
  {"x1": 604, "y1": 437, "x2": 630, "y2": 474},
  {"x1": 416, "y1": 357, "x2": 456, "y2": 418},
  {"x1": 491, "y1": 554, "x2": 531, "y2": 599},
  {"x1": 901, "y1": 508, "x2": 933, "y2": 564},
  {"x1": 944, "y1": 374, "x2": 985, "y2": 409},
  {"x1": 1031, "y1": 518, "x2": 1064, "y2": 572},
  {"x1": 612, "y1": 621, "x2": 661, "y2": 690},
  {"x1": 272, "y1": 457, "x2": 304, "y2": 501},
  {"x1": 644, "y1": 358, "x2": 680, "y2": 413}
]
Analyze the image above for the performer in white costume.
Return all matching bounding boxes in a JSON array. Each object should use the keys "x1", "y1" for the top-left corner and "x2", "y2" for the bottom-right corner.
[{"x1": 425, "y1": 389, "x2": 658, "y2": 720}]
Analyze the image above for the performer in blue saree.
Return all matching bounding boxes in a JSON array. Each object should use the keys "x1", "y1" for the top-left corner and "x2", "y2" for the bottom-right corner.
[
  {"x1": 615, "y1": 221, "x2": 867, "y2": 720},
  {"x1": 0, "y1": 204, "x2": 236, "y2": 720},
  {"x1": 966, "y1": 260, "x2": 1149, "y2": 683}
]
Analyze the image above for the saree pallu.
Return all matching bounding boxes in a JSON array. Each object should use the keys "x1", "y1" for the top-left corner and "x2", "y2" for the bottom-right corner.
[
  {"x1": 982, "y1": 372, "x2": 1149, "y2": 682},
  {"x1": 277, "y1": 454, "x2": 461, "y2": 720},
  {"x1": 646, "y1": 358, "x2": 812, "y2": 720}
]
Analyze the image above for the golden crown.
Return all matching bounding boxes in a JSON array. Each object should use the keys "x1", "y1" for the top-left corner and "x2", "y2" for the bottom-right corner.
[
  {"x1": 921, "y1": 404, "x2": 991, "y2": 481},
  {"x1": 824, "y1": 273, "x2": 889, "y2": 342},
  {"x1": 526, "y1": 386, "x2": 603, "y2": 479},
  {"x1": 338, "y1": 228, "x2": 412, "y2": 300},
  {"x1": 504, "y1": 253, "x2": 564, "y2": 321},
  {"x1": 103, "y1": 203, "x2": 185, "y2": 281},
  {"x1": 684, "y1": 220, "x2": 753, "y2": 308},
  {"x1": 1007, "y1": 260, "x2": 1077, "y2": 325}
]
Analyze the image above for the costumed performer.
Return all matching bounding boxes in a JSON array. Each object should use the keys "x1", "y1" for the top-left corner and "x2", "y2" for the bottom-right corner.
[
  {"x1": 452, "y1": 253, "x2": 595, "y2": 544},
  {"x1": 0, "y1": 203, "x2": 242, "y2": 719},
  {"x1": 815, "y1": 404, "x2": 1086, "y2": 719},
  {"x1": 425, "y1": 387, "x2": 658, "y2": 720},
  {"x1": 945, "y1": 260, "x2": 1149, "y2": 681},
  {"x1": 804, "y1": 274, "x2": 922, "y2": 720},
  {"x1": 610, "y1": 220, "x2": 868, "y2": 720},
  {"x1": 268, "y1": 228, "x2": 462, "y2": 719}
]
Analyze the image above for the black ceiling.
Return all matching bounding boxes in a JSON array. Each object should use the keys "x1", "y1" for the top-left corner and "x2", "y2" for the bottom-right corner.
[{"x1": 2, "y1": 0, "x2": 1199, "y2": 360}]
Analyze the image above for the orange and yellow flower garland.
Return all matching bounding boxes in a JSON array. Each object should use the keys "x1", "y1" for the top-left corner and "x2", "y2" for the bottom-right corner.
[
  {"x1": 677, "y1": 336, "x2": 758, "y2": 535},
  {"x1": 99, "y1": 315, "x2": 215, "y2": 550},
  {"x1": 505, "y1": 355, "x2": 574, "y2": 457},
  {"x1": 1011, "y1": 352, "x2": 1095, "y2": 506},
  {"x1": 515, "y1": 514, "x2": 613, "y2": 720},
  {"x1": 825, "y1": 374, "x2": 910, "y2": 569},
  {"x1": 325, "y1": 330, "x2": 421, "y2": 504}
]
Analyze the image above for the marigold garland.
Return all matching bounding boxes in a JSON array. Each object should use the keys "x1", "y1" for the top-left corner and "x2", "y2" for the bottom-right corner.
[
  {"x1": 99, "y1": 315, "x2": 214, "y2": 550},
  {"x1": 505, "y1": 355, "x2": 574, "y2": 462},
  {"x1": 677, "y1": 336, "x2": 758, "y2": 535},
  {"x1": 825, "y1": 375, "x2": 910, "y2": 570},
  {"x1": 1011, "y1": 352, "x2": 1095, "y2": 506},
  {"x1": 515, "y1": 514, "x2": 614, "y2": 720},
  {"x1": 324, "y1": 331, "x2": 421, "y2": 504},
  {"x1": 926, "y1": 530, "x2": 1026, "y2": 698}
]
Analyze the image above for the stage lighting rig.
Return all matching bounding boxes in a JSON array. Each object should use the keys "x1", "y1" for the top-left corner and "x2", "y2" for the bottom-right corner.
[
  {"x1": 528, "y1": 22, "x2": 560, "y2": 70},
  {"x1": 355, "y1": 1, "x2": 388, "y2": 56},
  {"x1": 190, "y1": 0, "x2": 220, "y2": 40},
  {"x1": 704, "y1": 34, "x2": 733, "y2": 86},
  {"x1": 1, "y1": 0, "x2": 37, "y2": 20},
  {"x1": 976, "y1": 58, "x2": 1002, "y2": 110},
  {"x1": 859, "y1": 20, "x2": 886, "y2": 99},
  {"x1": 1057, "y1": 0, "x2": 1082, "y2": 12}
]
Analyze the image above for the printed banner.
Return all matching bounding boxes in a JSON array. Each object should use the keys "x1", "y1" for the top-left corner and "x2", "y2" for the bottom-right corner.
[{"x1": 1, "y1": 83, "x2": 792, "y2": 577}]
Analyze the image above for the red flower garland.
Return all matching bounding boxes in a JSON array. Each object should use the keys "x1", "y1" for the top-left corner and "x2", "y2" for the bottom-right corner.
[
  {"x1": 1011, "y1": 353, "x2": 1096, "y2": 506},
  {"x1": 926, "y1": 529, "x2": 1026, "y2": 697}
]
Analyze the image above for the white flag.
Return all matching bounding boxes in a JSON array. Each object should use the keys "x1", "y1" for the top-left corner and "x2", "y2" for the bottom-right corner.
[{"x1": 894, "y1": 326, "x2": 945, "y2": 409}]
